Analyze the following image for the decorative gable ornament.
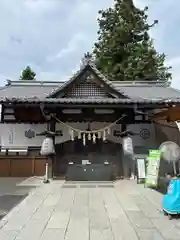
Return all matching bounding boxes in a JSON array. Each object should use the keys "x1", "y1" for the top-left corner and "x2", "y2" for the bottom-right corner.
[
  {"x1": 122, "y1": 136, "x2": 134, "y2": 156},
  {"x1": 80, "y1": 52, "x2": 93, "y2": 67},
  {"x1": 40, "y1": 137, "x2": 55, "y2": 156}
]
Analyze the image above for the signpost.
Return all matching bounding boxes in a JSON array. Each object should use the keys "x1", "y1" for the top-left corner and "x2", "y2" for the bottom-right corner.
[
  {"x1": 137, "y1": 158, "x2": 146, "y2": 183},
  {"x1": 145, "y1": 150, "x2": 161, "y2": 188}
]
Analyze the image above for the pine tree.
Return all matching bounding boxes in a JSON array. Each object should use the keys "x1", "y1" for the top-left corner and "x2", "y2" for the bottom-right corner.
[
  {"x1": 20, "y1": 66, "x2": 36, "y2": 80},
  {"x1": 93, "y1": 0, "x2": 171, "y2": 81}
]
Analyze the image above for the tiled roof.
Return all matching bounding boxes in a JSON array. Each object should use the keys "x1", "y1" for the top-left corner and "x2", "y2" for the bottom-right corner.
[
  {"x1": 1, "y1": 97, "x2": 180, "y2": 104},
  {"x1": 0, "y1": 81, "x2": 62, "y2": 98},
  {"x1": 0, "y1": 79, "x2": 180, "y2": 104},
  {"x1": 116, "y1": 85, "x2": 180, "y2": 99}
]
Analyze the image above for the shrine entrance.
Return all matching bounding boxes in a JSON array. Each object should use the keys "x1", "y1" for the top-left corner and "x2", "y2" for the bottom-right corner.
[{"x1": 54, "y1": 137, "x2": 123, "y2": 181}]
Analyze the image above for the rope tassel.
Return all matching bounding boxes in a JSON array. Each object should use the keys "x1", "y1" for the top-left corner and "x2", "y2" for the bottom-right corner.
[{"x1": 50, "y1": 114, "x2": 127, "y2": 141}]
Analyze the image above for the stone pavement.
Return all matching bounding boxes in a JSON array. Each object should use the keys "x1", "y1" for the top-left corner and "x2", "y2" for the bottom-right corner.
[
  {"x1": 0, "y1": 180, "x2": 180, "y2": 240},
  {"x1": 0, "y1": 178, "x2": 36, "y2": 220}
]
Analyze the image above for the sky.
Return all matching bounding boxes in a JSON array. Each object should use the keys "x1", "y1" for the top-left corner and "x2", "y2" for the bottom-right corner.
[{"x1": 0, "y1": 0, "x2": 179, "y2": 88}]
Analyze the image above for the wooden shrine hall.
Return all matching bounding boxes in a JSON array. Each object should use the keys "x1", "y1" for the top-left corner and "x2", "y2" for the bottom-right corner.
[{"x1": 0, "y1": 58, "x2": 180, "y2": 180}]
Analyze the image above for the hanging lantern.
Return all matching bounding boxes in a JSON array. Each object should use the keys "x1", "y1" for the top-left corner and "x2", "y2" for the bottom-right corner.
[
  {"x1": 97, "y1": 131, "x2": 101, "y2": 139},
  {"x1": 122, "y1": 136, "x2": 134, "y2": 156},
  {"x1": 78, "y1": 131, "x2": 81, "y2": 139},
  {"x1": 83, "y1": 134, "x2": 86, "y2": 146},
  {"x1": 40, "y1": 137, "x2": 55, "y2": 156},
  {"x1": 88, "y1": 133, "x2": 91, "y2": 141},
  {"x1": 92, "y1": 133, "x2": 96, "y2": 144}
]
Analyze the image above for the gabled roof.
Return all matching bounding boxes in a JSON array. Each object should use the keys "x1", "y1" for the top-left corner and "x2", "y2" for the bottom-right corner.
[
  {"x1": 47, "y1": 61, "x2": 127, "y2": 98},
  {"x1": 1, "y1": 63, "x2": 180, "y2": 105},
  {"x1": 1, "y1": 79, "x2": 180, "y2": 104}
]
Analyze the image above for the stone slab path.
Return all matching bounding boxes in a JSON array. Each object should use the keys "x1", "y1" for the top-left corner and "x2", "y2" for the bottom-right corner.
[{"x1": 0, "y1": 180, "x2": 180, "y2": 240}]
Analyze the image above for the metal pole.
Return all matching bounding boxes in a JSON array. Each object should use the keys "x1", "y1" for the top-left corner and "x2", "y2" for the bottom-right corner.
[
  {"x1": 173, "y1": 161, "x2": 177, "y2": 176},
  {"x1": 43, "y1": 158, "x2": 50, "y2": 184}
]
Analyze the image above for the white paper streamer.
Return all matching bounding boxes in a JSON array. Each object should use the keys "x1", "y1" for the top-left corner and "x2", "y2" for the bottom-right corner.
[
  {"x1": 98, "y1": 132, "x2": 101, "y2": 139},
  {"x1": 83, "y1": 134, "x2": 86, "y2": 146},
  {"x1": 92, "y1": 133, "x2": 96, "y2": 144},
  {"x1": 78, "y1": 132, "x2": 81, "y2": 139},
  {"x1": 88, "y1": 133, "x2": 91, "y2": 141},
  {"x1": 103, "y1": 130, "x2": 106, "y2": 141},
  {"x1": 71, "y1": 130, "x2": 74, "y2": 141},
  {"x1": 107, "y1": 128, "x2": 110, "y2": 135}
]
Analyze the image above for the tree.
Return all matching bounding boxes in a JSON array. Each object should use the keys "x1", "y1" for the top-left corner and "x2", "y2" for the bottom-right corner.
[
  {"x1": 20, "y1": 66, "x2": 36, "y2": 80},
  {"x1": 93, "y1": 0, "x2": 171, "y2": 81}
]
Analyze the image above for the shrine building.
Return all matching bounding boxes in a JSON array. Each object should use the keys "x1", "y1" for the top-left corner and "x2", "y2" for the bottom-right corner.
[{"x1": 0, "y1": 59, "x2": 180, "y2": 180}]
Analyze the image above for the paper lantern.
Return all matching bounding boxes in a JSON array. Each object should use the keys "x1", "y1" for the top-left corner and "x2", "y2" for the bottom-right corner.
[
  {"x1": 122, "y1": 136, "x2": 134, "y2": 155},
  {"x1": 40, "y1": 137, "x2": 55, "y2": 156}
]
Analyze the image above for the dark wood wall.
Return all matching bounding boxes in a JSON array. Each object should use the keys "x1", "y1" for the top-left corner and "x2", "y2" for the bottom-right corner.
[
  {"x1": 0, "y1": 156, "x2": 48, "y2": 177},
  {"x1": 2, "y1": 104, "x2": 149, "y2": 123},
  {"x1": 54, "y1": 139, "x2": 123, "y2": 178}
]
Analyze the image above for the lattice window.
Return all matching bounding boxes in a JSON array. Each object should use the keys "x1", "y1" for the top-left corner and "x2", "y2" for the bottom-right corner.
[
  {"x1": 65, "y1": 72, "x2": 113, "y2": 98},
  {"x1": 65, "y1": 81, "x2": 109, "y2": 98}
]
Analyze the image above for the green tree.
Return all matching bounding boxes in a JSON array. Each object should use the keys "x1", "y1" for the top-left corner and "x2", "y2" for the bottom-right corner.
[
  {"x1": 93, "y1": 0, "x2": 171, "y2": 81},
  {"x1": 20, "y1": 66, "x2": 36, "y2": 80}
]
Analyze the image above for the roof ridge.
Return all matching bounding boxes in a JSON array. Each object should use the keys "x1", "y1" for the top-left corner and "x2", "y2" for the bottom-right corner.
[
  {"x1": 112, "y1": 81, "x2": 170, "y2": 87},
  {"x1": 6, "y1": 80, "x2": 65, "y2": 86}
]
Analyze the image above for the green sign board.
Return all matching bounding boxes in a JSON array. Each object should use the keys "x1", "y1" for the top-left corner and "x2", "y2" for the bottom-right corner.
[{"x1": 145, "y1": 150, "x2": 161, "y2": 187}]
